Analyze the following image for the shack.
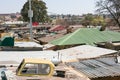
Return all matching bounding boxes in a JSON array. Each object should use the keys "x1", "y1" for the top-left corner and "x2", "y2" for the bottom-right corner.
[{"x1": 66, "y1": 57, "x2": 120, "y2": 80}]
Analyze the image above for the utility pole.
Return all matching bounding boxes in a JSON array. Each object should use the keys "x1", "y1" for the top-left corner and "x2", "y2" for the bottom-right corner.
[{"x1": 28, "y1": 0, "x2": 33, "y2": 41}]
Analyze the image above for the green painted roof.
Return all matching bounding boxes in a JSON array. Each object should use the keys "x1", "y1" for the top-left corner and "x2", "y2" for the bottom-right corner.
[
  {"x1": 50, "y1": 28, "x2": 120, "y2": 46},
  {"x1": 101, "y1": 31, "x2": 120, "y2": 41}
]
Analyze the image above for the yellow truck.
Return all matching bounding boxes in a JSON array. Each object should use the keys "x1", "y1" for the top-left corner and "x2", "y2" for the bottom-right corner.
[
  {"x1": 1, "y1": 58, "x2": 55, "y2": 80},
  {"x1": 0, "y1": 58, "x2": 81, "y2": 80},
  {"x1": 16, "y1": 58, "x2": 55, "y2": 77}
]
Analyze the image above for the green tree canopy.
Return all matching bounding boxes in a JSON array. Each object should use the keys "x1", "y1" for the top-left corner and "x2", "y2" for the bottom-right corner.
[
  {"x1": 81, "y1": 14, "x2": 94, "y2": 26},
  {"x1": 21, "y1": 0, "x2": 49, "y2": 23},
  {"x1": 92, "y1": 16, "x2": 106, "y2": 26},
  {"x1": 81, "y1": 14, "x2": 106, "y2": 29}
]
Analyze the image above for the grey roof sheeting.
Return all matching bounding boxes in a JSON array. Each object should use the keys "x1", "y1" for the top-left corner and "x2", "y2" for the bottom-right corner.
[
  {"x1": 0, "y1": 51, "x2": 58, "y2": 66},
  {"x1": 0, "y1": 45, "x2": 117, "y2": 66},
  {"x1": 66, "y1": 57, "x2": 120, "y2": 78},
  {"x1": 14, "y1": 42, "x2": 43, "y2": 47},
  {"x1": 58, "y1": 45, "x2": 117, "y2": 61}
]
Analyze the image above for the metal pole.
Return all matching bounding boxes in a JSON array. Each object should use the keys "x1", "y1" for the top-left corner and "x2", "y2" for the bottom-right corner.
[
  {"x1": 58, "y1": 52, "x2": 60, "y2": 60},
  {"x1": 29, "y1": 0, "x2": 33, "y2": 41}
]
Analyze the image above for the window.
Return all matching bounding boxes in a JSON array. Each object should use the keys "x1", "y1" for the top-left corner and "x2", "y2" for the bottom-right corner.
[{"x1": 21, "y1": 63, "x2": 50, "y2": 75}]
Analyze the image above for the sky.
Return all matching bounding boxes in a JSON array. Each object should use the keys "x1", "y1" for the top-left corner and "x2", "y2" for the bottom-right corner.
[{"x1": 0, "y1": 0, "x2": 96, "y2": 15}]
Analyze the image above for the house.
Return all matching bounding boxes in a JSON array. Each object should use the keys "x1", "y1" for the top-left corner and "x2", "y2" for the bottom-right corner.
[{"x1": 50, "y1": 28, "x2": 120, "y2": 46}]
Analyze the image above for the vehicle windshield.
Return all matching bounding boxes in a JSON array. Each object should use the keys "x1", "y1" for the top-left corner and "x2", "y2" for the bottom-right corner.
[{"x1": 21, "y1": 63, "x2": 50, "y2": 75}]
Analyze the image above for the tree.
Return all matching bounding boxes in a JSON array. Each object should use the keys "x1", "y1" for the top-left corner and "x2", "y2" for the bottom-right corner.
[
  {"x1": 81, "y1": 14, "x2": 106, "y2": 29},
  {"x1": 21, "y1": 0, "x2": 49, "y2": 23},
  {"x1": 96, "y1": 0, "x2": 120, "y2": 28},
  {"x1": 105, "y1": 18, "x2": 116, "y2": 26},
  {"x1": 92, "y1": 16, "x2": 106, "y2": 26},
  {"x1": 81, "y1": 14, "x2": 94, "y2": 27}
]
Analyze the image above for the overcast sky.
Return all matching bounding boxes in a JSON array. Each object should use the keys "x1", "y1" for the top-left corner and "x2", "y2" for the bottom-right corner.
[{"x1": 0, "y1": 0, "x2": 96, "y2": 15}]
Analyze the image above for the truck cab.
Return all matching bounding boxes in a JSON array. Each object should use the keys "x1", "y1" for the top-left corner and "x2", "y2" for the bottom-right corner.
[
  {"x1": 1, "y1": 58, "x2": 68, "y2": 80},
  {"x1": 16, "y1": 58, "x2": 55, "y2": 77}
]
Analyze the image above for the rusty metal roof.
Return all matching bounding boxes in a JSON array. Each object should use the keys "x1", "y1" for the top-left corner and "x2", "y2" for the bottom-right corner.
[
  {"x1": 39, "y1": 33, "x2": 65, "y2": 43},
  {"x1": 66, "y1": 57, "x2": 120, "y2": 78}
]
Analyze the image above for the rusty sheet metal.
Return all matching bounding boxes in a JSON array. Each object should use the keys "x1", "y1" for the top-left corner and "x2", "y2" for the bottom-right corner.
[{"x1": 66, "y1": 57, "x2": 120, "y2": 78}]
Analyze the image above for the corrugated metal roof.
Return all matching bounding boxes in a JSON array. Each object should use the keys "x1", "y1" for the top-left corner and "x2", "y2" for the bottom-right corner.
[
  {"x1": 66, "y1": 57, "x2": 120, "y2": 78},
  {"x1": 58, "y1": 45, "x2": 117, "y2": 61},
  {"x1": 0, "y1": 45, "x2": 117, "y2": 66},
  {"x1": 49, "y1": 25, "x2": 65, "y2": 31},
  {"x1": 50, "y1": 28, "x2": 120, "y2": 46},
  {"x1": 14, "y1": 42, "x2": 43, "y2": 47}
]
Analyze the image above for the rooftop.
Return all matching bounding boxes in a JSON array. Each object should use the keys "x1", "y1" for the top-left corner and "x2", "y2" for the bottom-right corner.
[
  {"x1": 66, "y1": 57, "x2": 120, "y2": 79},
  {"x1": 14, "y1": 42, "x2": 43, "y2": 48},
  {"x1": 58, "y1": 45, "x2": 117, "y2": 61}
]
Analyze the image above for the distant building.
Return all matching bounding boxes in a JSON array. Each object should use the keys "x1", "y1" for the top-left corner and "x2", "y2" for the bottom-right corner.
[{"x1": 0, "y1": 12, "x2": 21, "y2": 22}]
